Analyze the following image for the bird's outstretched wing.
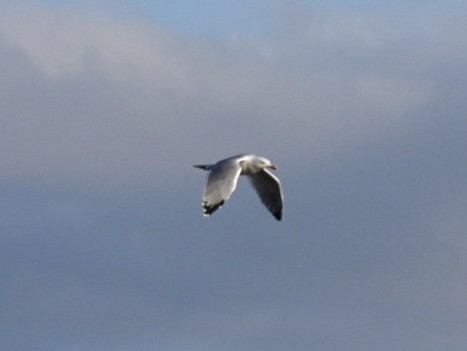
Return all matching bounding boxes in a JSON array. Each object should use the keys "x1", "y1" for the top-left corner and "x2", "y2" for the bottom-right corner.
[
  {"x1": 202, "y1": 160, "x2": 242, "y2": 215},
  {"x1": 248, "y1": 169, "x2": 283, "y2": 220}
]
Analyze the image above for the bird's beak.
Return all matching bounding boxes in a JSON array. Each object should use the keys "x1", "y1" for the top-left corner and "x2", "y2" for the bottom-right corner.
[{"x1": 269, "y1": 163, "x2": 278, "y2": 170}]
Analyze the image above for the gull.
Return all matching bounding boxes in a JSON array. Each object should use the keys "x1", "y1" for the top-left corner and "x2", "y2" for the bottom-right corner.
[{"x1": 194, "y1": 154, "x2": 283, "y2": 220}]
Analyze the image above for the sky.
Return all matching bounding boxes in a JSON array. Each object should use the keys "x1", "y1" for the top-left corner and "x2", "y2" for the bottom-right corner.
[{"x1": 1, "y1": 1, "x2": 467, "y2": 350}]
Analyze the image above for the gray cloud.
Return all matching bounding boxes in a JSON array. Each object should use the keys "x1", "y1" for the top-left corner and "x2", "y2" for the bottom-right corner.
[{"x1": 2, "y1": 6, "x2": 465, "y2": 185}]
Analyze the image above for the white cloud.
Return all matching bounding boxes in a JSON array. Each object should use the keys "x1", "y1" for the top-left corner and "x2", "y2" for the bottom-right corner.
[{"x1": 0, "y1": 8, "x2": 194, "y2": 89}]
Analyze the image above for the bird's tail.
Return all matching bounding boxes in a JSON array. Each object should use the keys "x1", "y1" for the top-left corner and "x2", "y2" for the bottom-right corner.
[{"x1": 193, "y1": 164, "x2": 211, "y2": 170}]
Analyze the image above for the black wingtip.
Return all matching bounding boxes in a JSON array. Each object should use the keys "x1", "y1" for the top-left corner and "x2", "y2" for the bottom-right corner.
[
  {"x1": 273, "y1": 211, "x2": 282, "y2": 221},
  {"x1": 203, "y1": 200, "x2": 224, "y2": 216}
]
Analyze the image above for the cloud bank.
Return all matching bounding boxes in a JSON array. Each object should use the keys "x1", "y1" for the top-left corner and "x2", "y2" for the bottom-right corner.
[{"x1": 2, "y1": 4, "x2": 464, "y2": 185}]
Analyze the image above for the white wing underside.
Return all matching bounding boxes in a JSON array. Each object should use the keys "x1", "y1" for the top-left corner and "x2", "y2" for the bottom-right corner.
[{"x1": 202, "y1": 159, "x2": 242, "y2": 215}]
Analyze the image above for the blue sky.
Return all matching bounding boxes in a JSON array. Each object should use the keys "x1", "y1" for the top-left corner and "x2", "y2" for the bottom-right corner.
[
  {"x1": 1, "y1": 1, "x2": 467, "y2": 351},
  {"x1": 21, "y1": 0, "x2": 467, "y2": 37}
]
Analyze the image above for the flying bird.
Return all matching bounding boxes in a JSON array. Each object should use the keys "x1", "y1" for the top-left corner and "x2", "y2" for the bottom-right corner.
[{"x1": 194, "y1": 154, "x2": 283, "y2": 220}]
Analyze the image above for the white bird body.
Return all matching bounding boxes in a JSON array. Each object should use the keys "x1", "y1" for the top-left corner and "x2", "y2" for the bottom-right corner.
[{"x1": 194, "y1": 154, "x2": 283, "y2": 220}]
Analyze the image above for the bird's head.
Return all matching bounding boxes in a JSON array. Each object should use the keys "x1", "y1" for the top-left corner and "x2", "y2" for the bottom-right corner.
[{"x1": 257, "y1": 157, "x2": 278, "y2": 170}]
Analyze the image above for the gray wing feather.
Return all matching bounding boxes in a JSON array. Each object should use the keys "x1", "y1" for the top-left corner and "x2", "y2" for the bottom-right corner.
[
  {"x1": 248, "y1": 169, "x2": 283, "y2": 220},
  {"x1": 202, "y1": 160, "x2": 242, "y2": 215}
]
